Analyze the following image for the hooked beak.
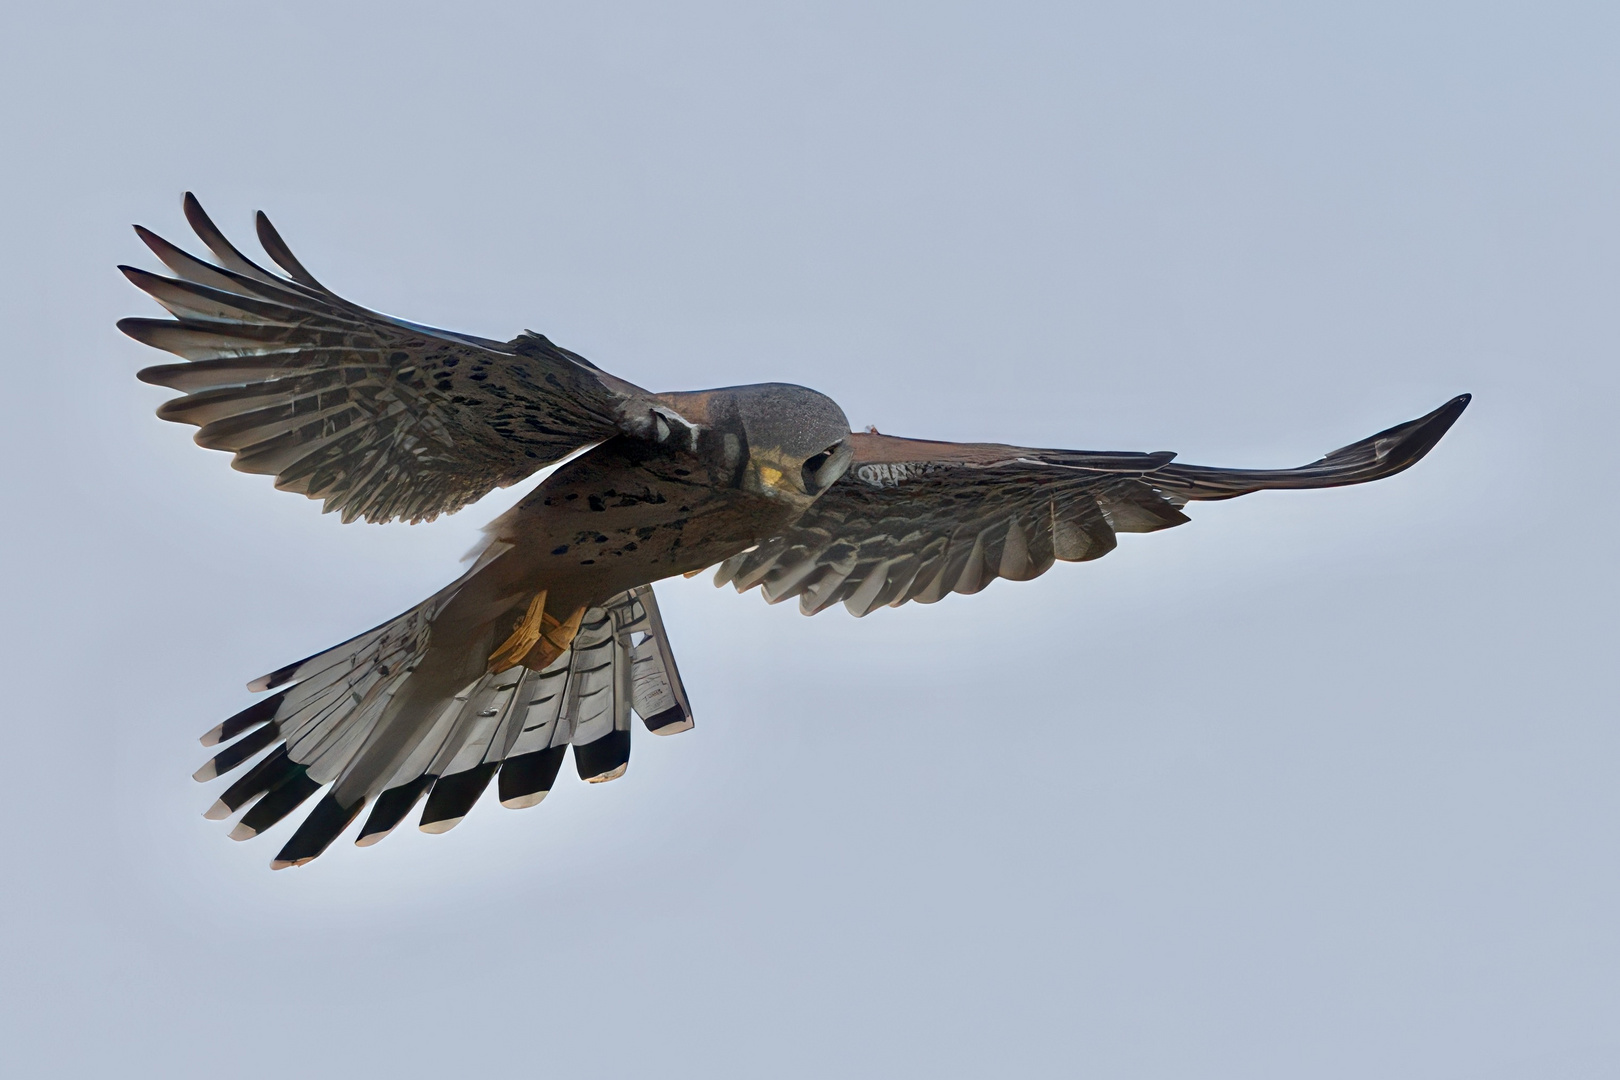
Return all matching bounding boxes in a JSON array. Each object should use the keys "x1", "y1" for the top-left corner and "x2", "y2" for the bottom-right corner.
[
  {"x1": 745, "y1": 442, "x2": 854, "y2": 500},
  {"x1": 746, "y1": 459, "x2": 799, "y2": 500},
  {"x1": 744, "y1": 448, "x2": 809, "y2": 501}
]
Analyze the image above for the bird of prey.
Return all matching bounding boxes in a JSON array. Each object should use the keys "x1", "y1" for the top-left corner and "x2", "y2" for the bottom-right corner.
[{"x1": 122, "y1": 194, "x2": 1469, "y2": 869}]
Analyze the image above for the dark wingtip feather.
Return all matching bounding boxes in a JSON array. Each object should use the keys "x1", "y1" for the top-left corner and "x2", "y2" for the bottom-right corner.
[
  {"x1": 182, "y1": 193, "x2": 281, "y2": 286},
  {"x1": 180, "y1": 192, "x2": 213, "y2": 238},
  {"x1": 1322, "y1": 392, "x2": 1473, "y2": 475},
  {"x1": 1414, "y1": 391, "x2": 1470, "y2": 447},
  {"x1": 119, "y1": 317, "x2": 168, "y2": 348},
  {"x1": 1154, "y1": 393, "x2": 1473, "y2": 501},
  {"x1": 254, "y1": 210, "x2": 326, "y2": 290},
  {"x1": 134, "y1": 223, "x2": 197, "y2": 272},
  {"x1": 135, "y1": 362, "x2": 196, "y2": 389},
  {"x1": 271, "y1": 792, "x2": 366, "y2": 868}
]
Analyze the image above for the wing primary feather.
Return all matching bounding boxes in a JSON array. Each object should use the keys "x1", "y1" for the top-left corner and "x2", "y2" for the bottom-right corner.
[
  {"x1": 133, "y1": 223, "x2": 250, "y2": 295},
  {"x1": 254, "y1": 210, "x2": 327, "y2": 290},
  {"x1": 136, "y1": 357, "x2": 350, "y2": 394},
  {"x1": 1151, "y1": 395, "x2": 1471, "y2": 499},
  {"x1": 120, "y1": 266, "x2": 328, "y2": 326},
  {"x1": 183, "y1": 192, "x2": 292, "y2": 289}
]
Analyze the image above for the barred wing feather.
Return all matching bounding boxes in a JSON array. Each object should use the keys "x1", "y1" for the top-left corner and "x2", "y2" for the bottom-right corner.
[
  {"x1": 122, "y1": 194, "x2": 650, "y2": 523},
  {"x1": 717, "y1": 396, "x2": 1469, "y2": 617}
]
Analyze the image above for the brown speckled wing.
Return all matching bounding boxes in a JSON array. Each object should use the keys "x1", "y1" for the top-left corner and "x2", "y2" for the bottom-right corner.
[
  {"x1": 122, "y1": 194, "x2": 648, "y2": 523},
  {"x1": 715, "y1": 439, "x2": 1184, "y2": 616},
  {"x1": 715, "y1": 395, "x2": 1469, "y2": 617}
]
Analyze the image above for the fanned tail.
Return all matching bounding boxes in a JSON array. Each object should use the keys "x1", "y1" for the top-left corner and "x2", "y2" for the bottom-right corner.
[{"x1": 192, "y1": 586, "x2": 693, "y2": 868}]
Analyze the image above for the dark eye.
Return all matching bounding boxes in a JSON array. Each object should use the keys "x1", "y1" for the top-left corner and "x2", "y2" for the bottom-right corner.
[{"x1": 801, "y1": 443, "x2": 844, "y2": 493}]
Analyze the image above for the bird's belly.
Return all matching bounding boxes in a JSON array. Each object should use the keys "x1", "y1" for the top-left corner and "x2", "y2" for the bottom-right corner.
[
  {"x1": 487, "y1": 445, "x2": 795, "y2": 605},
  {"x1": 522, "y1": 494, "x2": 766, "y2": 583}
]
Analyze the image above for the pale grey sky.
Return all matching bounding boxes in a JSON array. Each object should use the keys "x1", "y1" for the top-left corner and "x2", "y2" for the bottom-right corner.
[{"x1": 1, "y1": 2, "x2": 1616, "y2": 1077}]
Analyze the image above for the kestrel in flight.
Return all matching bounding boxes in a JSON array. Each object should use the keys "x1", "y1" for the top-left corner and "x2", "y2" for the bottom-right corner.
[{"x1": 123, "y1": 195, "x2": 1469, "y2": 868}]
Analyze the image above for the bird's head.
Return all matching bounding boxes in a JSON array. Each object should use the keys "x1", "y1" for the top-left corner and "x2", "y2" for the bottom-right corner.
[
  {"x1": 654, "y1": 383, "x2": 853, "y2": 506},
  {"x1": 730, "y1": 383, "x2": 854, "y2": 505}
]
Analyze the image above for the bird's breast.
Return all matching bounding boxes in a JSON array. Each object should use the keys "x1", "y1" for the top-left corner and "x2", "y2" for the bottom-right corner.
[{"x1": 496, "y1": 436, "x2": 799, "y2": 591}]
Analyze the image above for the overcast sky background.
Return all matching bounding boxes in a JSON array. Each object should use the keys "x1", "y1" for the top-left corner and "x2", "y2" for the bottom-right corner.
[{"x1": 1, "y1": 2, "x2": 1616, "y2": 1076}]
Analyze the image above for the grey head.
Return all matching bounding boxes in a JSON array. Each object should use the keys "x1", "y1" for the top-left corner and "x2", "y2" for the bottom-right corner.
[{"x1": 657, "y1": 382, "x2": 854, "y2": 505}]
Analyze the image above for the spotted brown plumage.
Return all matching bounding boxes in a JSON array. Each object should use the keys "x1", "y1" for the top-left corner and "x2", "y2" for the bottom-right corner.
[
  {"x1": 123, "y1": 194, "x2": 661, "y2": 525},
  {"x1": 125, "y1": 195, "x2": 1470, "y2": 868}
]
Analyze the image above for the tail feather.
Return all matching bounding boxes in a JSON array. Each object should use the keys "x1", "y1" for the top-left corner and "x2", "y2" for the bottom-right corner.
[
  {"x1": 497, "y1": 746, "x2": 569, "y2": 809},
  {"x1": 626, "y1": 588, "x2": 693, "y2": 735},
  {"x1": 200, "y1": 690, "x2": 285, "y2": 747},
  {"x1": 231, "y1": 771, "x2": 319, "y2": 840},
  {"x1": 271, "y1": 792, "x2": 366, "y2": 869},
  {"x1": 193, "y1": 721, "x2": 279, "y2": 781},
  {"x1": 501, "y1": 658, "x2": 574, "y2": 761},
  {"x1": 192, "y1": 584, "x2": 694, "y2": 867},
  {"x1": 430, "y1": 670, "x2": 531, "y2": 781},
  {"x1": 205, "y1": 745, "x2": 296, "y2": 820},
  {"x1": 373, "y1": 687, "x2": 473, "y2": 796},
  {"x1": 419, "y1": 764, "x2": 501, "y2": 834},
  {"x1": 562, "y1": 608, "x2": 634, "y2": 781},
  {"x1": 355, "y1": 775, "x2": 435, "y2": 846}
]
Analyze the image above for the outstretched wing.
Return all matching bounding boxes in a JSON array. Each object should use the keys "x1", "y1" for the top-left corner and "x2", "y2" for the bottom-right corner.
[
  {"x1": 122, "y1": 194, "x2": 656, "y2": 523},
  {"x1": 715, "y1": 395, "x2": 1470, "y2": 616}
]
